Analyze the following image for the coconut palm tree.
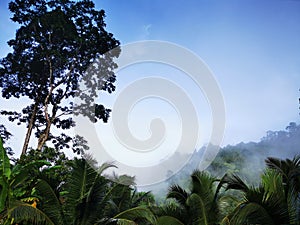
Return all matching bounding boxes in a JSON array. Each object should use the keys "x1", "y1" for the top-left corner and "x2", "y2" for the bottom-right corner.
[
  {"x1": 104, "y1": 178, "x2": 155, "y2": 222},
  {"x1": 219, "y1": 170, "x2": 296, "y2": 225},
  {"x1": 265, "y1": 155, "x2": 300, "y2": 224},
  {"x1": 34, "y1": 158, "x2": 156, "y2": 225},
  {"x1": 157, "y1": 170, "x2": 223, "y2": 225}
]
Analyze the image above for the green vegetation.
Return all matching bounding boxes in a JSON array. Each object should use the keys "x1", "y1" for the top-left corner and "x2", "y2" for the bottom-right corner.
[
  {"x1": 0, "y1": 0, "x2": 299, "y2": 224},
  {"x1": 164, "y1": 122, "x2": 300, "y2": 191},
  {"x1": 0, "y1": 0, "x2": 120, "y2": 155},
  {"x1": 0, "y1": 135, "x2": 299, "y2": 224}
]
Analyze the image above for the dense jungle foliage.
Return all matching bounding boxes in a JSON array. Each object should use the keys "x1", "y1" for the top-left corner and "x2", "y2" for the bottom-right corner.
[{"x1": 0, "y1": 123, "x2": 299, "y2": 224}]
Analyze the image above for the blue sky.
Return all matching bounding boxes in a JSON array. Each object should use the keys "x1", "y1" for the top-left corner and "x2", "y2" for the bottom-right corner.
[
  {"x1": 0, "y1": 0, "x2": 300, "y2": 155},
  {"x1": 95, "y1": 0, "x2": 300, "y2": 146}
]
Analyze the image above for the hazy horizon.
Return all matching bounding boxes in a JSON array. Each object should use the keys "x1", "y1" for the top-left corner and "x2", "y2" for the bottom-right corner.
[{"x1": 0, "y1": 0, "x2": 299, "y2": 158}]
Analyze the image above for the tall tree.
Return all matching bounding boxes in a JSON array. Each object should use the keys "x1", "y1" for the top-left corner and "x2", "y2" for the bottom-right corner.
[{"x1": 0, "y1": 0, "x2": 120, "y2": 155}]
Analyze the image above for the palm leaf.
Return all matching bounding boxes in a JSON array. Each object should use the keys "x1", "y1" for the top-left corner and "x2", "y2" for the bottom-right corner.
[
  {"x1": 157, "y1": 216, "x2": 185, "y2": 225},
  {"x1": 64, "y1": 158, "x2": 97, "y2": 222},
  {"x1": 98, "y1": 162, "x2": 117, "y2": 175},
  {"x1": 34, "y1": 179, "x2": 65, "y2": 225},
  {"x1": 228, "y1": 187, "x2": 290, "y2": 225},
  {"x1": 155, "y1": 202, "x2": 187, "y2": 223},
  {"x1": 229, "y1": 202, "x2": 274, "y2": 225},
  {"x1": 113, "y1": 206, "x2": 156, "y2": 225},
  {"x1": 108, "y1": 183, "x2": 131, "y2": 203},
  {"x1": 219, "y1": 173, "x2": 249, "y2": 192},
  {"x1": 265, "y1": 157, "x2": 288, "y2": 180},
  {"x1": 115, "y1": 219, "x2": 136, "y2": 225},
  {"x1": 131, "y1": 190, "x2": 152, "y2": 207},
  {"x1": 64, "y1": 159, "x2": 110, "y2": 225},
  {"x1": 167, "y1": 185, "x2": 188, "y2": 206},
  {"x1": 81, "y1": 173, "x2": 109, "y2": 225},
  {"x1": 261, "y1": 169, "x2": 285, "y2": 199},
  {"x1": 7, "y1": 200, "x2": 55, "y2": 225},
  {"x1": 265, "y1": 156, "x2": 300, "y2": 224},
  {"x1": 0, "y1": 137, "x2": 10, "y2": 212},
  {"x1": 0, "y1": 177, "x2": 8, "y2": 213},
  {"x1": 10, "y1": 160, "x2": 51, "y2": 188},
  {"x1": 0, "y1": 137, "x2": 10, "y2": 178},
  {"x1": 186, "y1": 193, "x2": 208, "y2": 225},
  {"x1": 286, "y1": 184, "x2": 299, "y2": 225},
  {"x1": 191, "y1": 170, "x2": 215, "y2": 196}
]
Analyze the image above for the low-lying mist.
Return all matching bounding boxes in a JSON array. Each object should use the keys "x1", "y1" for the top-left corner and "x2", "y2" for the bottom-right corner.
[{"x1": 147, "y1": 121, "x2": 300, "y2": 200}]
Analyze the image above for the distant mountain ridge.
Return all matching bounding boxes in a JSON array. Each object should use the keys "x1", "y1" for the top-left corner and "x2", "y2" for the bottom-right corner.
[{"x1": 166, "y1": 121, "x2": 300, "y2": 188}]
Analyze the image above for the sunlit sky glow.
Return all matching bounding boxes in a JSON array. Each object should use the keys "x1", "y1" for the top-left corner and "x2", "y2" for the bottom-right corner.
[{"x1": 0, "y1": 0, "x2": 300, "y2": 156}]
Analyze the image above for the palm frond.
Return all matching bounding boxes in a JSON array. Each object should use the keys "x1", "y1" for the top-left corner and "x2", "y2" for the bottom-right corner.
[
  {"x1": 0, "y1": 137, "x2": 11, "y2": 179},
  {"x1": 214, "y1": 174, "x2": 228, "y2": 201},
  {"x1": 261, "y1": 169, "x2": 285, "y2": 199},
  {"x1": 98, "y1": 162, "x2": 117, "y2": 175},
  {"x1": 266, "y1": 156, "x2": 284, "y2": 170},
  {"x1": 287, "y1": 184, "x2": 299, "y2": 224},
  {"x1": 220, "y1": 174, "x2": 249, "y2": 192},
  {"x1": 10, "y1": 160, "x2": 51, "y2": 188},
  {"x1": 115, "y1": 218, "x2": 136, "y2": 225},
  {"x1": 190, "y1": 170, "x2": 217, "y2": 216},
  {"x1": 155, "y1": 202, "x2": 187, "y2": 223},
  {"x1": 131, "y1": 190, "x2": 152, "y2": 207},
  {"x1": 7, "y1": 200, "x2": 55, "y2": 225},
  {"x1": 166, "y1": 185, "x2": 188, "y2": 206},
  {"x1": 236, "y1": 188, "x2": 289, "y2": 225},
  {"x1": 265, "y1": 157, "x2": 288, "y2": 180},
  {"x1": 64, "y1": 158, "x2": 98, "y2": 222},
  {"x1": 109, "y1": 183, "x2": 132, "y2": 206},
  {"x1": 0, "y1": 136, "x2": 10, "y2": 212},
  {"x1": 84, "y1": 177, "x2": 111, "y2": 223},
  {"x1": 191, "y1": 170, "x2": 215, "y2": 196},
  {"x1": 230, "y1": 202, "x2": 271, "y2": 225},
  {"x1": 62, "y1": 159, "x2": 113, "y2": 225},
  {"x1": 186, "y1": 193, "x2": 209, "y2": 225},
  {"x1": 0, "y1": 178, "x2": 8, "y2": 213},
  {"x1": 292, "y1": 155, "x2": 300, "y2": 167},
  {"x1": 157, "y1": 216, "x2": 185, "y2": 225},
  {"x1": 34, "y1": 179, "x2": 65, "y2": 225},
  {"x1": 113, "y1": 206, "x2": 156, "y2": 225}
]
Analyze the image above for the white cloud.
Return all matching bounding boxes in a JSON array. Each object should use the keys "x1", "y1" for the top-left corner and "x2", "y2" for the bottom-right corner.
[{"x1": 142, "y1": 24, "x2": 152, "y2": 37}]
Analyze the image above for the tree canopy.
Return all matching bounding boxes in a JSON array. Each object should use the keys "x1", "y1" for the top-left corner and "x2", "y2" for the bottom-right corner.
[{"x1": 0, "y1": 0, "x2": 120, "y2": 155}]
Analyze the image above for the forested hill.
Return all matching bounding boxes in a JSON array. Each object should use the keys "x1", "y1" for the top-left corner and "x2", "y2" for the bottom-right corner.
[
  {"x1": 208, "y1": 122, "x2": 300, "y2": 180},
  {"x1": 164, "y1": 122, "x2": 300, "y2": 189}
]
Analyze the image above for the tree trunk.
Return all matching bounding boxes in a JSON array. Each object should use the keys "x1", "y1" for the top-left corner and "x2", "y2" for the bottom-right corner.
[
  {"x1": 36, "y1": 103, "x2": 57, "y2": 151},
  {"x1": 36, "y1": 122, "x2": 51, "y2": 151},
  {"x1": 36, "y1": 56, "x2": 54, "y2": 151},
  {"x1": 21, "y1": 102, "x2": 38, "y2": 155}
]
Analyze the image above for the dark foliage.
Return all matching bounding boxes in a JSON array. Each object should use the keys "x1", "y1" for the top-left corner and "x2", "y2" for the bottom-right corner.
[{"x1": 0, "y1": 0, "x2": 120, "y2": 154}]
